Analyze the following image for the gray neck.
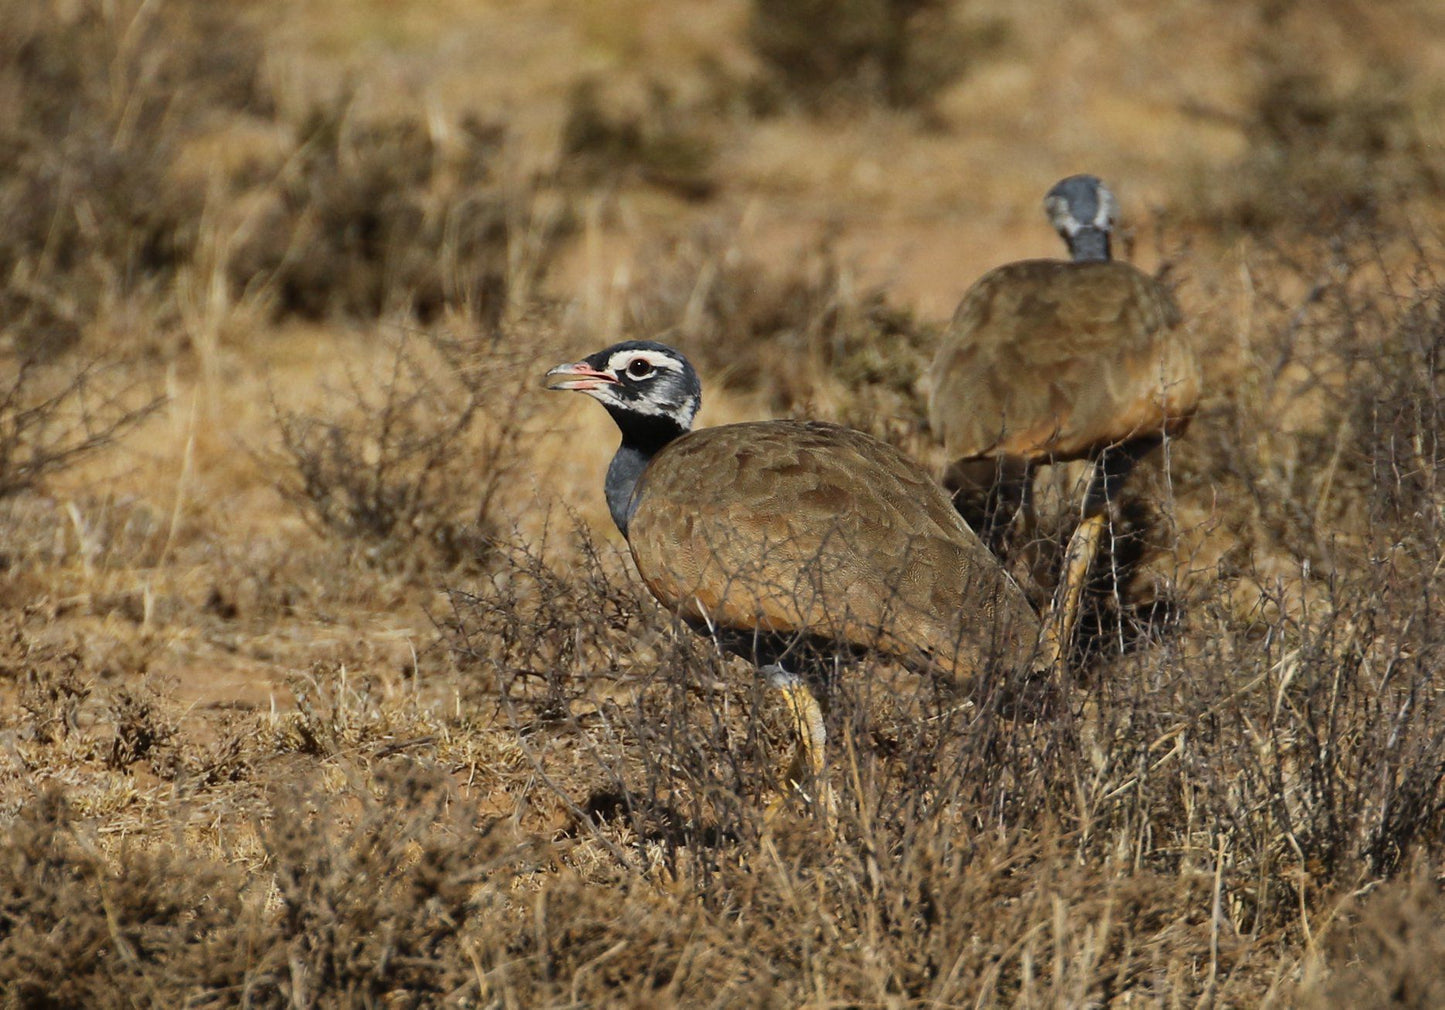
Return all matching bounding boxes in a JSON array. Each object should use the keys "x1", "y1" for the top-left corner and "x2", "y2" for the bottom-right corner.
[
  {"x1": 601, "y1": 407, "x2": 689, "y2": 539},
  {"x1": 604, "y1": 442, "x2": 652, "y2": 538},
  {"x1": 1068, "y1": 226, "x2": 1111, "y2": 262}
]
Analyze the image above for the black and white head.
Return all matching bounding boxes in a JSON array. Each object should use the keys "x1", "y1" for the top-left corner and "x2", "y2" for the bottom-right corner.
[
  {"x1": 545, "y1": 340, "x2": 703, "y2": 537},
  {"x1": 1044, "y1": 174, "x2": 1117, "y2": 263},
  {"x1": 543, "y1": 340, "x2": 702, "y2": 439}
]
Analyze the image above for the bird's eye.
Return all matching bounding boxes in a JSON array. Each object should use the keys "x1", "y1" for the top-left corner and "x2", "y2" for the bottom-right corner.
[{"x1": 626, "y1": 358, "x2": 654, "y2": 379}]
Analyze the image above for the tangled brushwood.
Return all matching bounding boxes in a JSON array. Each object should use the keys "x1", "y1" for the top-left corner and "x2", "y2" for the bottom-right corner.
[
  {"x1": 5, "y1": 243, "x2": 1442, "y2": 1006},
  {"x1": 2, "y1": 0, "x2": 1445, "y2": 1005}
]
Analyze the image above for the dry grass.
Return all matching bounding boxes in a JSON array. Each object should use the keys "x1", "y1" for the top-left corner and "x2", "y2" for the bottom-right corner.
[
  {"x1": 745, "y1": 0, "x2": 1008, "y2": 115},
  {"x1": 3, "y1": 0, "x2": 1445, "y2": 1005}
]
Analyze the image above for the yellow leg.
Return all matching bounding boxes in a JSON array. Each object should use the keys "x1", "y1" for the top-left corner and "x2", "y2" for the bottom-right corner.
[
  {"x1": 774, "y1": 677, "x2": 826, "y2": 784},
  {"x1": 766, "y1": 669, "x2": 836, "y2": 824},
  {"x1": 1037, "y1": 511, "x2": 1107, "y2": 675}
]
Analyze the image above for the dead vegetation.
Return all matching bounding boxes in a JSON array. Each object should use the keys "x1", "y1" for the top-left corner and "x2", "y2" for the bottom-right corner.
[
  {"x1": 1181, "y1": 3, "x2": 1445, "y2": 234},
  {"x1": 0, "y1": 0, "x2": 570, "y2": 362},
  {"x1": 0, "y1": 358, "x2": 165, "y2": 501},
  {"x1": 268, "y1": 328, "x2": 534, "y2": 575},
  {"x1": 616, "y1": 228, "x2": 939, "y2": 448},
  {"x1": 231, "y1": 100, "x2": 572, "y2": 328},
  {"x1": 560, "y1": 80, "x2": 721, "y2": 201},
  {"x1": 7, "y1": 240, "x2": 1445, "y2": 1002},
  {"x1": 745, "y1": 0, "x2": 1007, "y2": 114},
  {"x1": 2, "y1": 0, "x2": 1445, "y2": 1005},
  {"x1": 0, "y1": 0, "x2": 269, "y2": 358}
]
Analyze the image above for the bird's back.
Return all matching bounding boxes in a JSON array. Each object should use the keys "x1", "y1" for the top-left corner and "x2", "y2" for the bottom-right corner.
[
  {"x1": 928, "y1": 260, "x2": 1200, "y2": 462},
  {"x1": 625, "y1": 419, "x2": 1040, "y2": 680}
]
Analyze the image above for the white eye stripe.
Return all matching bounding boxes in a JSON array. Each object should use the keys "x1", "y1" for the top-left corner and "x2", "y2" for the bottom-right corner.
[
  {"x1": 584, "y1": 379, "x2": 700, "y2": 427},
  {"x1": 605, "y1": 349, "x2": 683, "y2": 376},
  {"x1": 1093, "y1": 188, "x2": 1117, "y2": 229},
  {"x1": 1046, "y1": 184, "x2": 1116, "y2": 233},
  {"x1": 610, "y1": 393, "x2": 691, "y2": 420}
]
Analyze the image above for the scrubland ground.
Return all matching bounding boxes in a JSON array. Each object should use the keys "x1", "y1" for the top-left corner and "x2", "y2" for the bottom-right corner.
[{"x1": 3, "y1": 0, "x2": 1445, "y2": 1005}]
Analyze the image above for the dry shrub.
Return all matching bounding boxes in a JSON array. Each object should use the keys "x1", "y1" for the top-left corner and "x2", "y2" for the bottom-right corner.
[
  {"x1": 254, "y1": 764, "x2": 509, "y2": 1007},
  {"x1": 272, "y1": 659, "x2": 456, "y2": 765},
  {"x1": 621, "y1": 228, "x2": 937, "y2": 445},
  {"x1": 0, "y1": 0, "x2": 269, "y2": 358},
  {"x1": 0, "y1": 729, "x2": 1266, "y2": 1006},
  {"x1": 1361, "y1": 279, "x2": 1445, "y2": 540},
  {"x1": 1184, "y1": 8, "x2": 1442, "y2": 233},
  {"x1": 1078, "y1": 564, "x2": 1444, "y2": 925},
  {"x1": 1180, "y1": 238, "x2": 1441, "y2": 577},
  {"x1": 1, "y1": 623, "x2": 243, "y2": 807},
  {"x1": 104, "y1": 682, "x2": 178, "y2": 775},
  {"x1": 746, "y1": 0, "x2": 1007, "y2": 114},
  {"x1": 270, "y1": 327, "x2": 534, "y2": 574},
  {"x1": 560, "y1": 79, "x2": 720, "y2": 200},
  {"x1": 665, "y1": 825, "x2": 1226, "y2": 1005},
  {"x1": 1096, "y1": 237, "x2": 1445, "y2": 906},
  {"x1": 0, "y1": 775, "x2": 1248, "y2": 1005},
  {"x1": 0, "y1": 0, "x2": 573, "y2": 362},
  {"x1": 9, "y1": 635, "x2": 90, "y2": 749},
  {"x1": 445, "y1": 529, "x2": 660, "y2": 708},
  {"x1": 0, "y1": 790, "x2": 251, "y2": 1007},
  {"x1": 231, "y1": 100, "x2": 573, "y2": 328},
  {"x1": 448, "y1": 528, "x2": 713, "y2": 832},
  {"x1": 0, "y1": 768, "x2": 533, "y2": 1007},
  {"x1": 0, "y1": 358, "x2": 165, "y2": 501},
  {"x1": 1302, "y1": 866, "x2": 1445, "y2": 1008}
]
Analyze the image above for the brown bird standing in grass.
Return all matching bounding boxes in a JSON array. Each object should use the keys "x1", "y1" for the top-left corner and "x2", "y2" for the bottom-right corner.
[
  {"x1": 927, "y1": 174, "x2": 1201, "y2": 668},
  {"x1": 545, "y1": 340, "x2": 1040, "y2": 800}
]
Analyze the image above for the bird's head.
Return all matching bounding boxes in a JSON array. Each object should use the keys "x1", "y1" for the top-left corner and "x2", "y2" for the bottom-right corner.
[
  {"x1": 1044, "y1": 174, "x2": 1116, "y2": 263},
  {"x1": 544, "y1": 340, "x2": 702, "y2": 437}
]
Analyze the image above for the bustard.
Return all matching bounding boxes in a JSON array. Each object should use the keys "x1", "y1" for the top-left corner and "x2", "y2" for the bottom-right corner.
[
  {"x1": 546, "y1": 339, "x2": 1041, "y2": 797},
  {"x1": 927, "y1": 174, "x2": 1200, "y2": 666}
]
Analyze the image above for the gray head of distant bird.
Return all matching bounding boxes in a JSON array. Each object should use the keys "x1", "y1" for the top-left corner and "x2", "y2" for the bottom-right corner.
[
  {"x1": 544, "y1": 340, "x2": 702, "y2": 537},
  {"x1": 1044, "y1": 174, "x2": 1117, "y2": 263}
]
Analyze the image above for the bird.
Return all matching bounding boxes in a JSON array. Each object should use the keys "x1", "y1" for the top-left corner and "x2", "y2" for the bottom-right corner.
[
  {"x1": 545, "y1": 339, "x2": 1041, "y2": 799},
  {"x1": 926, "y1": 174, "x2": 1201, "y2": 667}
]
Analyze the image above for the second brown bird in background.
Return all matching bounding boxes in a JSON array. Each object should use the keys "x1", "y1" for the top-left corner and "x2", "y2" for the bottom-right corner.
[{"x1": 927, "y1": 174, "x2": 1201, "y2": 668}]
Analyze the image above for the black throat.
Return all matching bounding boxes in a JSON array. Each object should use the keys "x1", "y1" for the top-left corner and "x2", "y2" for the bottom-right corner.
[{"x1": 603, "y1": 406, "x2": 688, "y2": 539}]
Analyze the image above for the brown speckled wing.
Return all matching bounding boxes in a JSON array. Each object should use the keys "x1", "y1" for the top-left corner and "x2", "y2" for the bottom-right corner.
[
  {"x1": 625, "y1": 420, "x2": 1040, "y2": 681},
  {"x1": 928, "y1": 259, "x2": 1201, "y2": 462}
]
